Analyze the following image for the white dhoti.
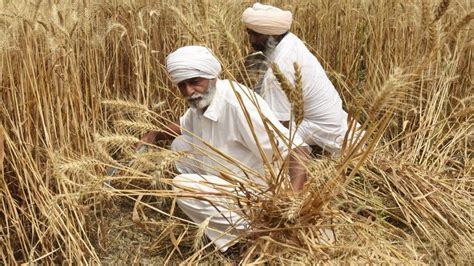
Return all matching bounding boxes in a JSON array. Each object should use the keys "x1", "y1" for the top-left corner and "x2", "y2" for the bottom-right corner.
[{"x1": 171, "y1": 136, "x2": 247, "y2": 251}]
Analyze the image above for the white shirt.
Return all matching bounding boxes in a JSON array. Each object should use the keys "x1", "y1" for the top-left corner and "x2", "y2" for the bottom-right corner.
[
  {"x1": 179, "y1": 79, "x2": 305, "y2": 182},
  {"x1": 261, "y1": 33, "x2": 349, "y2": 154}
]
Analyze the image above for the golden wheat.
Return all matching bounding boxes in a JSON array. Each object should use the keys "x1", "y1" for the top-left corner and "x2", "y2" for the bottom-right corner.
[
  {"x1": 271, "y1": 62, "x2": 305, "y2": 127},
  {"x1": 1, "y1": 0, "x2": 472, "y2": 264},
  {"x1": 433, "y1": 0, "x2": 451, "y2": 22},
  {"x1": 192, "y1": 216, "x2": 212, "y2": 251},
  {"x1": 292, "y1": 63, "x2": 305, "y2": 127},
  {"x1": 450, "y1": 10, "x2": 474, "y2": 40}
]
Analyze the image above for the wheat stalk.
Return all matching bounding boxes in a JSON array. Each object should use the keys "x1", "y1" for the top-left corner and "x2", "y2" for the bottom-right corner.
[
  {"x1": 94, "y1": 134, "x2": 140, "y2": 149},
  {"x1": 192, "y1": 216, "x2": 211, "y2": 251},
  {"x1": 283, "y1": 194, "x2": 304, "y2": 222},
  {"x1": 151, "y1": 150, "x2": 186, "y2": 188},
  {"x1": 449, "y1": 11, "x2": 474, "y2": 41},
  {"x1": 271, "y1": 62, "x2": 305, "y2": 126},
  {"x1": 114, "y1": 120, "x2": 161, "y2": 136},
  {"x1": 433, "y1": 0, "x2": 451, "y2": 23},
  {"x1": 101, "y1": 99, "x2": 151, "y2": 117},
  {"x1": 421, "y1": 0, "x2": 431, "y2": 31},
  {"x1": 55, "y1": 156, "x2": 100, "y2": 176},
  {"x1": 292, "y1": 63, "x2": 304, "y2": 126}
]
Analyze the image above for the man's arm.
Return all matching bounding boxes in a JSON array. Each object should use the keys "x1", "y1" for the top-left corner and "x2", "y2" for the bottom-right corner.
[
  {"x1": 278, "y1": 120, "x2": 308, "y2": 191},
  {"x1": 136, "y1": 121, "x2": 180, "y2": 148},
  {"x1": 289, "y1": 146, "x2": 309, "y2": 192},
  {"x1": 105, "y1": 122, "x2": 181, "y2": 179},
  {"x1": 235, "y1": 107, "x2": 308, "y2": 192}
]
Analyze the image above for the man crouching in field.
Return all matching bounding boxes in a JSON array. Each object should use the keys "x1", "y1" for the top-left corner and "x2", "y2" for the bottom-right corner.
[
  {"x1": 242, "y1": 3, "x2": 355, "y2": 156},
  {"x1": 139, "y1": 45, "x2": 309, "y2": 251}
]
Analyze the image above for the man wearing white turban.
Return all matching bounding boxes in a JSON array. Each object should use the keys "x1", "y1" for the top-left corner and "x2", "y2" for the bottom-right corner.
[
  {"x1": 242, "y1": 3, "x2": 357, "y2": 155},
  {"x1": 139, "y1": 45, "x2": 309, "y2": 252}
]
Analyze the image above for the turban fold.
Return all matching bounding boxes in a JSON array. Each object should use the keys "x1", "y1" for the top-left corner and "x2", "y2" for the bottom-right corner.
[
  {"x1": 166, "y1": 46, "x2": 221, "y2": 84},
  {"x1": 242, "y1": 3, "x2": 293, "y2": 35}
]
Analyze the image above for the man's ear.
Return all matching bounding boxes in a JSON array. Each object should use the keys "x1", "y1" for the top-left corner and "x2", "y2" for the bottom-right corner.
[{"x1": 210, "y1": 78, "x2": 217, "y2": 86}]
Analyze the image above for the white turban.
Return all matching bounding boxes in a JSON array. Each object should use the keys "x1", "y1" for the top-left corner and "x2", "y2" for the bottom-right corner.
[
  {"x1": 166, "y1": 46, "x2": 221, "y2": 84},
  {"x1": 242, "y1": 3, "x2": 293, "y2": 35}
]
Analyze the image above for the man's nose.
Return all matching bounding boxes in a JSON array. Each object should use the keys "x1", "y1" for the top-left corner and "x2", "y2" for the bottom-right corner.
[{"x1": 182, "y1": 83, "x2": 195, "y2": 97}]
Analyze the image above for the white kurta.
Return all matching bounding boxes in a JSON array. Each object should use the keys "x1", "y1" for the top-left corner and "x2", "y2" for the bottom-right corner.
[
  {"x1": 171, "y1": 79, "x2": 305, "y2": 251},
  {"x1": 261, "y1": 33, "x2": 349, "y2": 154}
]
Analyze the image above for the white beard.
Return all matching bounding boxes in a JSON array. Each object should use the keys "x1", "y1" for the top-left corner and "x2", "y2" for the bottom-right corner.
[
  {"x1": 250, "y1": 36, "x2": 279, "y2": 95},
  {"x1": 263, "y1": 35, "x2": 279, "y2": 57},
  {"x1": 185, "y1": 81, "x2": 217, "y2": 110}
]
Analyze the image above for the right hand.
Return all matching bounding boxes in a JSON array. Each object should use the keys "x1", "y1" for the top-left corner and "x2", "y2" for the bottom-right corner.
[{"x1": 134, "y1": 131, "x2": 158, "y2": 150}]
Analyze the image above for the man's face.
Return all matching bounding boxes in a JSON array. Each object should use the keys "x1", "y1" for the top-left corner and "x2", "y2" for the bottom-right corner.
[
  {"x1": 178, "y1": 77, "x2": 216, "y2": 110},
  {"x1": 246, "y1": 29, "x2": 270, "y2": 52}
]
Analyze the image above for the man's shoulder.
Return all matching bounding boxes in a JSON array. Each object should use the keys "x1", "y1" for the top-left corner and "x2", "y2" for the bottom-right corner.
[
  {"x1": 217, "y1": 79, "x2": 247, "y2": 90},
  {"x1": 276, "y1": 33, "x2": 302, "y2": 50},
  {"x1": 274, "y1": 32, "x2": 310, "y2": 63},
  {"x1": 217, "y1": 80, "x2": 250, "y2": 102},
  {"x1": 217, "y1": 79, "x2": 263, "y2": 112},
  {"x1": 272, "y1": 34, "x2": 299, "y2": 61}
]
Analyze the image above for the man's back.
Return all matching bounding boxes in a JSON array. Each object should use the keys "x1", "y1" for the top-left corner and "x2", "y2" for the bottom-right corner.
[{"x1": 261, "y1": 33, "x2": 349, "y2": 153}]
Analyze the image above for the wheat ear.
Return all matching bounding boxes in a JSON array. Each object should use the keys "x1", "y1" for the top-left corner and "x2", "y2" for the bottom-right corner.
[
  {"x1": 271, "y1": 63, "x2": 305, "y2": 126},
  {"x1": 433, "y1": 0, "x2": 451, "y2": 23},
  {"x1": 450, "y1": 11, "x2": 474, "y2": 40}
]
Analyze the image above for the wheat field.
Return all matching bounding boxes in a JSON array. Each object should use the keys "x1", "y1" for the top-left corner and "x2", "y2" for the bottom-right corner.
[{"x1": 1, "y1": 0, "x2": 472, "y2": 264}]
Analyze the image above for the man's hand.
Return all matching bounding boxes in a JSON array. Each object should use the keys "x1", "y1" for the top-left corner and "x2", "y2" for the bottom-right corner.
[
  {"x1": 134, "y1": 122, "x2": 181, "y2": 151},
  {"x1": 135, "y1": 131, "x2": 158, "y2": 150}
]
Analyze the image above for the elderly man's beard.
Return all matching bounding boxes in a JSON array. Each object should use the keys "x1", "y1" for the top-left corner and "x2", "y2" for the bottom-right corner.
[
  {"x1": 252, "y1": 35, "x2": 279, "y2": 56},
  {"x1": 248, "y1": 36, "x2": 279, "y2": 94},
  {"x1": 185, "y1": 82, "x2": 217, "y2": 110},
  {"x1": 263, "y1": 36, "x2": 279, "y2": 56}
]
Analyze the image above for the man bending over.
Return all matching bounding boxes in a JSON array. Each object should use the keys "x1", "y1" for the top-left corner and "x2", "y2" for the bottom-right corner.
[{"x1": 140, "y1": 45, "x2": 308, "y2": 251}]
